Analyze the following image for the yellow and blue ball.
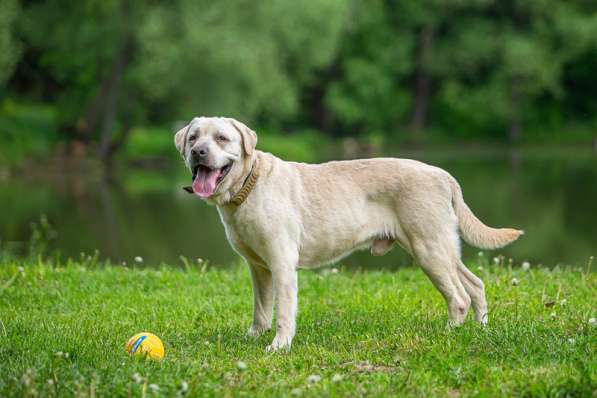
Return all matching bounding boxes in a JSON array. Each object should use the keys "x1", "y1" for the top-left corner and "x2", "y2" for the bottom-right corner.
[{"x1": 125, "y1": 332, "x2": 165, "y2": 361}]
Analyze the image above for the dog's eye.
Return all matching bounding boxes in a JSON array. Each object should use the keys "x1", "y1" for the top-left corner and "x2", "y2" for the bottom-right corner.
[
  {"x1": 188, "y1": 135, "x2": 196, "y2": 143},
  {"x1": 216, "y1": 135, "x2": 229, "y2": 142}
]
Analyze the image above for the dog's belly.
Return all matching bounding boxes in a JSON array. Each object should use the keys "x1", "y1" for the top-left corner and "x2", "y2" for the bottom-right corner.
[
  {"x1": 297, "y1": 201, "x2": 405, "y2": 268},
  {"x1": 297, "y1": 239, "x2": 373, "y2": 268}
]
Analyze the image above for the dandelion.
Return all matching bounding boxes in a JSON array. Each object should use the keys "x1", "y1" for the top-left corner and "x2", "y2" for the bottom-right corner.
[
  {"x1": 511, "y1": 278, "x2": 519, "y2": 286},
  {"x1": 549, "y1": 312, "x2": 556, "y2": 320},
  {"x1": 589, "y1": 317, "x2": 596, "y2": 326},
  {"x1": 478, "y1": 252, "x2": 484, "y2": 257},
  {"x1": 180, "y1": 380, "x2": 189, "y2": 393},
  {"x1": 236, "y1": 361, "x2": 247, "y2": 371},
  {"x1": 522, "y1": 261, "x2": 530, "y2": 271},
  {"x1": 148, "y1": 384, "x2": 159, "y2": 394},
  {"x1": 332, "y1": 374, "x2": 343, "y2": 383},
  {"x1": 204, "y1": 340, "x2": 210, "y2": 346},
  {"x1": 134, "y1": 256, "x2": 143, "y2": 263},
  {"x1": 568, "y1": 338, "x2": 575, "y2": 344},
  {"x1": 47, "y1": 379, "x2": 54, "y2": 385},
  {"x1": 331, "y1": 268, "x2": 339, "y2": 274},
  {"x1": 197, "y1": 258, "x2": 203, "y2": 263},
  {"x1": 493, "y1": 257, "x2": 500, "y2": 265},
  {"x1": 307, "y1": 374, "x2": 321, "y2": 384},
  {"x1": 132, "y1": 373, "x2": 143, "y2": 384}
]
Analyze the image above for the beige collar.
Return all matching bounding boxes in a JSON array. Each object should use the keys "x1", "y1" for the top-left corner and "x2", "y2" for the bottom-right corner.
[{"x1": 183, "y1": 158, "x2": 259, "y2": 207}]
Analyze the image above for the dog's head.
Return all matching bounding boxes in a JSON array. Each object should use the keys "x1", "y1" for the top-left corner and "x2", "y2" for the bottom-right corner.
[{"x1": 174, "y1": 117, "x2": 257, "y2": 201}]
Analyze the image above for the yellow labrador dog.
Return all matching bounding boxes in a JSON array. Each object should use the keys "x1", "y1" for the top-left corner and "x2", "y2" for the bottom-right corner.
[{"x1": 174, "y1": 117, "x2": 523, "y2": 352}]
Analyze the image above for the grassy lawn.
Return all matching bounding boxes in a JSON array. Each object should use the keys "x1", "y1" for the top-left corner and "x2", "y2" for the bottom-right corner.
[{"x1": 0, "y1": 259, "x2": 595, "y2": 397}]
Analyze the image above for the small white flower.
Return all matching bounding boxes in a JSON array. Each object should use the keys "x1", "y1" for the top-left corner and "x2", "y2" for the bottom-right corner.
[
  {"x1": 180, "y1": 381, "x2": 188, "y2": 393},
  {"x1": 568, "y1": 338, "x2": 575, "y2": 344},
  {"x1": 560, "y1": 299, "x2": 567, "y2": 307},
  {"x1": 236, "y1": 361, "x2": 247, "y2": 371},
  {"x1": 511, "y1": 278, "x2": 519, "y2": 286},
  {"x1": 121, "y1": 261, "x2": 127, "y2": 266},
  {"x1": 522, "y1": 261, "x2": 530, "y2": 271},
  {"x1": 17, "y1": 266, "x2": 25, "y2": 273},
  {"x1": 331, "y1": 268, "x2": 339, "y2": 274},
  {"x1": 134, "y1": 256, "x2": 143, "y2": 263},
  {"x1": 148, "y1": 384, "x2": 159, "y2": 393},
  {"x1": 477, "y1": 266, "x2": 484, "y2": 271},
  {"x1": 493, "y1": 257, "x2": 500, "y2": 265},
  {"x1": 331, "y1": 374, "x2": 343, "y2": 383},
  {"x1": 307, "y1": 374, "x2": 321, "y2": 384},
  {"x1": 47, "y1": 379, "x2": 54, "y2": 385},
  {"x1": 197, "y1": 258, "x2": 203, "y2": 263},
  {"x1": 589, "y1": 317, "x2": 596, "y2": 326},
  {"x1": 291, "y1": 388, "x2": 302, "y2": 396},
  {"x1": 549, "y1": 312, "x2": 557, "y2": 320},
  {"x1": 204, "y1": 340, "x2": 210, "y2": 346},
  {"x1": 478, "y1": 252, "x2": 484, "y2": 257},
  {"x1": 132, "y1": 373, "x2": 143, "y2": 384}
]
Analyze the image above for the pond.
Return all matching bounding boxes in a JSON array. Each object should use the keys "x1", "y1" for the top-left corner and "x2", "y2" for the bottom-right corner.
[{"x1": 0, "y1": 147, "x2": 595, "y2": 268}]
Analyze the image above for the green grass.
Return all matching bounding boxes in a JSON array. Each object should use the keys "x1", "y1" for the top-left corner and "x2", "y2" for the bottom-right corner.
[
  {"x1": 0, "y1": 259, "x2": 595, "y2": 397},
  {"x1": 123, "y1": 126, "x2": 333, "y2": 164}
]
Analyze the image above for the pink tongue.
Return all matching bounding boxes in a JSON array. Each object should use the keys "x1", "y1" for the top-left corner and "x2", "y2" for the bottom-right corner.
[{"x1": 192, "y1": 168, "x2": 221, "y2": 198}]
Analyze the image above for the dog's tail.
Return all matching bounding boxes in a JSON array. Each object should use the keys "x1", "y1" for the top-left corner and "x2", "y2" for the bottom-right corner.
[{"x1": 449, "y1": 177, "x2": 523, "y2": 250}]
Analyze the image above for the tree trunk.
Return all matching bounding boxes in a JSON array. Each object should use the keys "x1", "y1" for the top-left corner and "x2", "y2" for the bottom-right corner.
[
  {"x1": 409, "y1": 25, "x2": 433, "y2": 133},
  {"x1": 303, "y1": 58, "x2": 340, "y2": 135},
  {"x1": 97, "y1": 45, "x2": 129, "y2": 161},
  {"x1": 509, "y1": 76, "x2": 522, "y2": 142},
  {"x1": 76, "y1": 72, "x2": 112, "y2": 143}
]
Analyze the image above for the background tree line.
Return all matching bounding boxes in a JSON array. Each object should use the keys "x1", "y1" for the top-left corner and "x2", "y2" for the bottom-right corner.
[{"x1": 1, "y1": 0, "x2": 596, "y2": 160}]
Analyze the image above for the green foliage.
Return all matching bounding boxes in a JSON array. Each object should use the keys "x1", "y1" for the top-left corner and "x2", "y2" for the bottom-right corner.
[
  {"x1": 133, "y1": 0, "x2": 350, "y2": 123},
  {"x1": 0, "y1": 0, "x2": 21, "y2": 86},
  {"x1": 124, "y1": 126, "x2": 177, "y2": 160},
  {"x1": 256, "y1": 129, "x2": 332, "y2": 163},
  {"x1": 2, "y1": 0, "x2": 597, "y2": 154},
  {"x1": 0, "y1": 100, "x2": 57, "y2": 165},
  {"x1": 0, "y1": 261, "x2": 595, "y2": 396}
]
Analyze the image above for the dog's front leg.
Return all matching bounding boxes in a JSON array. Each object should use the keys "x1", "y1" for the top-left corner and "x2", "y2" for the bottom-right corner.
[
  {"x1": 266, "y1": 265, "x2": 298, "y2": 352},
  {"x1": 247, "y1": 263, "x2": 273, "y2": 338}
]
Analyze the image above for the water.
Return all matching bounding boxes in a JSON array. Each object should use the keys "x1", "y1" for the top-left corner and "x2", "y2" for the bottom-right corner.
[{"x1": 1, "y1": 148, "x2": 595, "y2": 268}]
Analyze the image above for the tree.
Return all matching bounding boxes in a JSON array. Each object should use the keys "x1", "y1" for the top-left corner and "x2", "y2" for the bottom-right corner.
[
  {"x1": 0, "y1": 0, "x2": 21, "y2": 87},
  {"x1": 324, "y1": 0, "x2": 413, "y2": 136},
  {"x1": 433, "y1": 0, "x2": 597, "y2": 141}
]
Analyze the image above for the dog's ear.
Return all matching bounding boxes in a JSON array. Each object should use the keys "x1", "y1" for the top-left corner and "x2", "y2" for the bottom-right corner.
[
  {"x1": 228, "y1": 118, "x2": 257, "y2": 156},
  {"x1": 174, "y1": 122, "x2": 190, "y2": 157}
]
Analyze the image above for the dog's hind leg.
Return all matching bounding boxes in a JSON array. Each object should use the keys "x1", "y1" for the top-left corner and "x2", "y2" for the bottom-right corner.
[
  {"x1": 456, "y1": 262, "x2": 488, "y2": 324},
  {"x1": 410, "y1": 229, "x2": 471, "y2": 325}
]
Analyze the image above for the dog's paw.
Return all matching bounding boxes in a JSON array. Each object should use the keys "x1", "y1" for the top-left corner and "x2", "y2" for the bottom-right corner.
[
  {"x1": 265, "y1": 334, "x2": 292, "y2": 352},
  {"x1": 247, "y1": 325, "x2": 270, "y2": 339}
]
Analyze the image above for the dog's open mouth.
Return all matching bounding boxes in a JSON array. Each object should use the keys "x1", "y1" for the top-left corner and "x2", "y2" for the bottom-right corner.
[{"x1": 191, "y1": 163, "x2": 231, "y2": 198}]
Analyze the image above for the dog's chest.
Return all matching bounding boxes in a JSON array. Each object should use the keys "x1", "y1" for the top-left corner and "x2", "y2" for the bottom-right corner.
[{"x1": 217, "y1": 206, "x2": 271, "y2": 265}]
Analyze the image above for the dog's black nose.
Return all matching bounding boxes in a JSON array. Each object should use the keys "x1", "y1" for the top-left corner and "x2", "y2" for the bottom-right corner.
[{"x1": 191, "y1": 146, "x2": 208, "y2": 158}]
